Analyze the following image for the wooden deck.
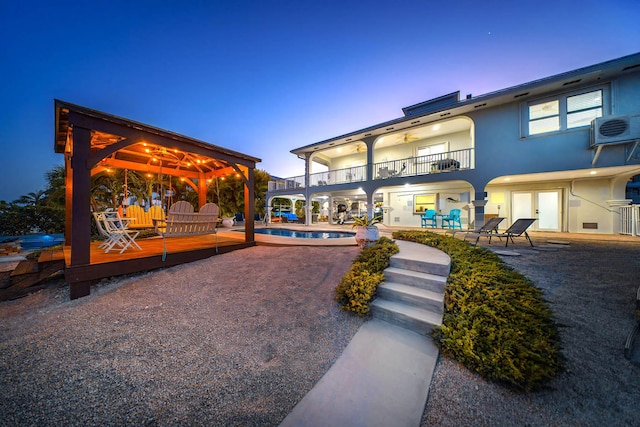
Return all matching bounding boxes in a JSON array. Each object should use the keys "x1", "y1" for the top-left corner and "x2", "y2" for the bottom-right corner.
[{"x1": 63, "y1": 233, "x2": 254, "y2": 284}]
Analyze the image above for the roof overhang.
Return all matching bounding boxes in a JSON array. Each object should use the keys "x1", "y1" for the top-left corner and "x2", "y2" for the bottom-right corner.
[{"x1": 55, "y1": 100, "x2": 261, "y2": 178}]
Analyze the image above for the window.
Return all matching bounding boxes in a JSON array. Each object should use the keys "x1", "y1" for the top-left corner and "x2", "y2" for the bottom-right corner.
[
  {"x1": 414, "y1": 194, "x2": 436, "y2": 214},
  {"x1": 417, "y1": 142, "x2": 447, "y2": 157},
  {"x1": 529, "y1": 100, "x2": 559, "y2": 134},
  {"x1": 526, "y1": 88, "x2": 604, "y2": 136},
  {"x1": 567, "y1": 91, "x2": 602, "y2": 128}
]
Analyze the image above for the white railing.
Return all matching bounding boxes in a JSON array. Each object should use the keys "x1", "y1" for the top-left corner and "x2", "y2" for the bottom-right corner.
[
  {"x1": 373, "y1": 148, "x2": 473, "y2": 179},
  {"x1": 309, "y1": 165, "x2": 367, "y2": 187},
  {"x1": 267, "y1": 148, "x2": 474, "y2": 191},
  {"x1": 268, "y1": 175, "x2": 305, "y2": 191},
  {"x1": 620, "y1": 205, "x2": 640, "y2": 236}
]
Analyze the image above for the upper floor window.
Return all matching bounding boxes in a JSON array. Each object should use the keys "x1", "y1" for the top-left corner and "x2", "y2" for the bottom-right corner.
[
  {"x1": 417, "y1": 142, "x2": 448, "y2": 157},
  {"x1": 526, "y1": 88, "x2": 604, "y2": 136}
]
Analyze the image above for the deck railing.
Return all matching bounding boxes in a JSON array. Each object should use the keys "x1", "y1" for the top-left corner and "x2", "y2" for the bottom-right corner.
[
  {"x1": 309, "y1": 165, "x2": 367, "y2": 187},
  {"x1": 268, "y1": 175, "x2": 305, "y2": 191},
  {"x1": 373, "y1": 148, "x2": 473, "y2": 180},
  {"x1": 267, "y1": 148, "x2": 474, "y2": 191},
  {"x1": 620, "y1": 205, "x2": 640, "y2": 236}
]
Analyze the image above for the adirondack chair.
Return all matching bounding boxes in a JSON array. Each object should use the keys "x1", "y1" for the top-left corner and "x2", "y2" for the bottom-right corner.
[
  {"x1": 125, "y1": 205, "x2": 166, "y2": 229},
  {"x1": 441, "y1": 208, "x2": 462, "y2": 230},
  {"x1": 421, "y1": 209, "x2": 437, "y2": 228}
]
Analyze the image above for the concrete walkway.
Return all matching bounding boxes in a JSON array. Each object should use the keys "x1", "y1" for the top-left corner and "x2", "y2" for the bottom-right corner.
[
  {"x1": 279, "y1": 319, "x2": 439, "y2": 427},
  {"x1": 280, "y1": 241, "x2": 444, "y2": 427}
]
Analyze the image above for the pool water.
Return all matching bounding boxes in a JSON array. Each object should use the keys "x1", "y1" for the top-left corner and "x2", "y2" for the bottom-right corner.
[
  {"x1": 242, "y1": 229, "x2": 355, "y2": 239},
  {"x1": 0, "y1": 233, "x2": 65, "y2": 250}
]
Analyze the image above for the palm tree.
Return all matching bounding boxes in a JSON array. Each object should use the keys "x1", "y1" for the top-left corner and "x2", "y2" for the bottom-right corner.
[{"x1": 15, "y1": 190, "x2": 46, "y2": 207}]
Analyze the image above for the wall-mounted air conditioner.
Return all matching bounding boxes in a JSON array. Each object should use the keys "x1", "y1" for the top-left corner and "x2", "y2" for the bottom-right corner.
[{"x1": 590, "y1": 115, "x2": 640, "y2": 147}]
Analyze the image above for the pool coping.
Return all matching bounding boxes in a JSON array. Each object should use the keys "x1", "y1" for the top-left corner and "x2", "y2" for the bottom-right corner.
[{"x1": 217, "y1": 225, "x2": 358, "y2": 247}]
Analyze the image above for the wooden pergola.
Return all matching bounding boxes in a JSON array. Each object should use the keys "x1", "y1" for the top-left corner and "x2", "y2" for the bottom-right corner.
[{"x1": 54, "y1": 100, "x2": 261, "y2": 299}]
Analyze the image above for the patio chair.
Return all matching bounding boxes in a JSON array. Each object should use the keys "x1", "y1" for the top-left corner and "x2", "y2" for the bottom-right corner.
[
  {"x1": 485, "y1": 218, "x2": 537, "y2": 247},
  {"x1": 421, "y1": 209, "x2": 437, "y2": 228},
  {"x1": 465, "y1": 217, "x2": 505, "y2": 245},
  {"x1": 441, "y1": 208, "x2": 462, "y2": 230},
  {"x1": 94, "y1": 211, "x2": 141, "y2": 253}
]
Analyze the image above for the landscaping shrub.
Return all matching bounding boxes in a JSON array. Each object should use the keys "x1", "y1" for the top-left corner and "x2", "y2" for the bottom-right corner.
[
  {"x1": 335, "y1": 236, "x2": 399, "y2": 316},
  {"x1": 392, "y1": 230, "x2": 561, "y2": 392}
]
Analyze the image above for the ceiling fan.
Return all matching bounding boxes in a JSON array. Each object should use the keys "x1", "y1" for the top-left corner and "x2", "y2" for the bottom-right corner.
[
  {"x1": 356, "y1": 143, "x2": 366, "y2": 153},
  {"x1": 403, "y1": 133, "x2": 419, "y2": 144}
]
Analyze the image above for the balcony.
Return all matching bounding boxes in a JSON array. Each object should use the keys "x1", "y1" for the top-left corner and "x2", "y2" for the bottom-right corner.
[
  {"x1": 373, "y1": 148, "x2": 473, "y2": 179},
  {"x1": 267, "y1": 148, "x2": 473, "y2": 192}
]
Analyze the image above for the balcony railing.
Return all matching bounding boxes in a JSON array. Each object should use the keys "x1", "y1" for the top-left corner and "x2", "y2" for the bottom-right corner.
[
  {"x1": 309, "y1": 165, "x2": 367, "y2": 187},
  {"x1": 267, "y1": 148, "x2": 474, "y2": 191},
  {"x1": 373, "y1": 148, "x2": 473, "y2": 179},
  {"x1": 268, "y1": 175, "x2": 305, "y2": 191}
]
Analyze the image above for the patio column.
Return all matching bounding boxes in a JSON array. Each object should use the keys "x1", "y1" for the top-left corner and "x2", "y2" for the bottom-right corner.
[
  {"x1": 472, "y1": 191, "x2": 488, "y2": 229},
  {"x1": 363, "y1": 136, "x2": 376, "y2": 183},
  {"x1": 328, "y1": 196, "x2": 334, "y2": 224},
  {"x1": 366, "y1": 192, "x2": 374, "y2": 219}
]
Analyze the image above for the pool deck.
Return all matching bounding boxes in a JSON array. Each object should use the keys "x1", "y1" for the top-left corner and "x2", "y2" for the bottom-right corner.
[{"x1": 234, "y1": 222, "x2": 640, "y2": 246}]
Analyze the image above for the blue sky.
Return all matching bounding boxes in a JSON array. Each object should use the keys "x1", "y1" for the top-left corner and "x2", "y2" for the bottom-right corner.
[{"x1": 1, "y1": 0, "x2": 639, "y2": 202}]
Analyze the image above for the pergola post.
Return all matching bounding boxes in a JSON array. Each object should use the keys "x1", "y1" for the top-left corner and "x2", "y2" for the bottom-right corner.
[
  {"x1": 69, "y1": 125, "x2": 93, "y2": 299},
  {"x1": 197, "y1": 173, "x2": 207, "y2": 208},
  {"x1": 244, "y1": 167, "x2": 255, "y2": 242}
]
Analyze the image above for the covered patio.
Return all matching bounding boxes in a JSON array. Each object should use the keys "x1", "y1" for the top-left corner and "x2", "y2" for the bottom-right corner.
[{"x1": 54, "y1": 100, "x2": 261, "y2": 299}]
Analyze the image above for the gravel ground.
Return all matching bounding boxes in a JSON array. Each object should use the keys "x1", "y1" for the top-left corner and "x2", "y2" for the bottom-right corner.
[
  {"x1": 3, "y1": 238, "x2": 640, "y2": 426},
  {"x1": 0, "y1": 245, "x2": 363, "y2": 426},
  {"x1": 422, "y1": 238, "x2": 640, "y2": 427}
]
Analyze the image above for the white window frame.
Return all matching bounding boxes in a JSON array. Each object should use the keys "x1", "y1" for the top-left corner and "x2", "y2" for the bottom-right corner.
[{"x1": 522, "y1": 85, "x2": 609, "y2": 137}]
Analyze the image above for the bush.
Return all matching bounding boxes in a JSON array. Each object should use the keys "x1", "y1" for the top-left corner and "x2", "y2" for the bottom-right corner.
[
  {"x1": 392, "y1": 230, "x2": 561, "y2": 392},
  {"x1": 335, "y1": 236, "x2": 399, "y2": 316}
]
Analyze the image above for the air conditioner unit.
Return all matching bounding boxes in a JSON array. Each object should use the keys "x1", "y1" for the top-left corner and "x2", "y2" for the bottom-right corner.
[{"x1": 590, "y1": 114, "x2": 640, "y2": 147}]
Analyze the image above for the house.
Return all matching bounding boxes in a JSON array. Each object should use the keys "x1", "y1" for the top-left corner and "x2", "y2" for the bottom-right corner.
[{"x1": 266, "y1": 52, "x2": 640, "y2": 234}]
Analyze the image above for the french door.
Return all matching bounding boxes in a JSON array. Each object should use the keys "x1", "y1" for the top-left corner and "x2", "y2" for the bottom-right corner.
[{"x1": 511, "y1": 190, "x2": 562, "y2": 231}]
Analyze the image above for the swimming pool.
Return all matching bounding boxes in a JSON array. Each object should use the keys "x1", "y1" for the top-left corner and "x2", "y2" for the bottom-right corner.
[
  {"x1": 242, "y1": 229, "x2": 355, "y2": 239},
  {"x1": 1, "y1": 233, "x2": 65, "y2": 250}
]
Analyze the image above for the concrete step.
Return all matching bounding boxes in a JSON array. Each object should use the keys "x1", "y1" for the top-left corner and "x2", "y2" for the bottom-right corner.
[
  {"x1": 391, "y1": 240, "x2": 451, "y2": 276},
  {"x1": 377, "y1": 281, "x2": 444, "y2": 315},
  {"x1": 384, "y1": 267, "x2": 447, "y2": 293},
  {"x1": 371, "y1": 299, "x2": 442, "y2": 336}
]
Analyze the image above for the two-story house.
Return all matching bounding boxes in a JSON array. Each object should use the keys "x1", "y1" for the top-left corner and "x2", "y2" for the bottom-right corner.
[{"x1": 267, "y1": 52, "x2": 640, "y2": 234}]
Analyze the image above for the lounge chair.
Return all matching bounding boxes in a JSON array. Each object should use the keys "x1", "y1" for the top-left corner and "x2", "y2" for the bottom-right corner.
[
  {"x1": 480, "y1": 218, "x2": 537, "y2": 247},
  {"x1": 464, "y1": 217, "x2": 505, "y2": 245},
  {"x1": 441, "y1": 208, "x2": 462, "y2": 230},
  {"x1": 421, "y1": 209, "x2": 437, "y2": 228}
]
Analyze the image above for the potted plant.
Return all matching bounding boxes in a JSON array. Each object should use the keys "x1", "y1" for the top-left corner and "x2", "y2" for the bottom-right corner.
[
  {"x1": 221, "y1": 211, "x2": 235, "y2": 228},
  {"x1": 352, "y1": 215, "x2": 382, "y2": 248}
]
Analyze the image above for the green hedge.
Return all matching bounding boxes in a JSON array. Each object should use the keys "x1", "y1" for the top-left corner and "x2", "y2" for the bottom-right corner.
[
  {"x1": 392, "y1": 230, "x2": 561, "y2": 391},
  {"x1": 334, "y1": 237, "x2": 399, "y2": 317}
]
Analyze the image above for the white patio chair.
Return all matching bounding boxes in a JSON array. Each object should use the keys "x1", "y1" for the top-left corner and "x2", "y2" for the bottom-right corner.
[{"x1": 94, "y1": 211, "x2": 141, "y2": 253}]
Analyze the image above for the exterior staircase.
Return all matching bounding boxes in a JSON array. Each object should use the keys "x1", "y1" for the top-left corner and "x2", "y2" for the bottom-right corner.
[{"x1": 371, "y1": 240, "x2": 450, "y2": 335}]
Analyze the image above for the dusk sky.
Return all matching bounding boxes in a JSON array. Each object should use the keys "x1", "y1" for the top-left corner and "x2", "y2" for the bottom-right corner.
[{"x1": 1, "y1": 0, "x2": 638, "y2": 202}]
